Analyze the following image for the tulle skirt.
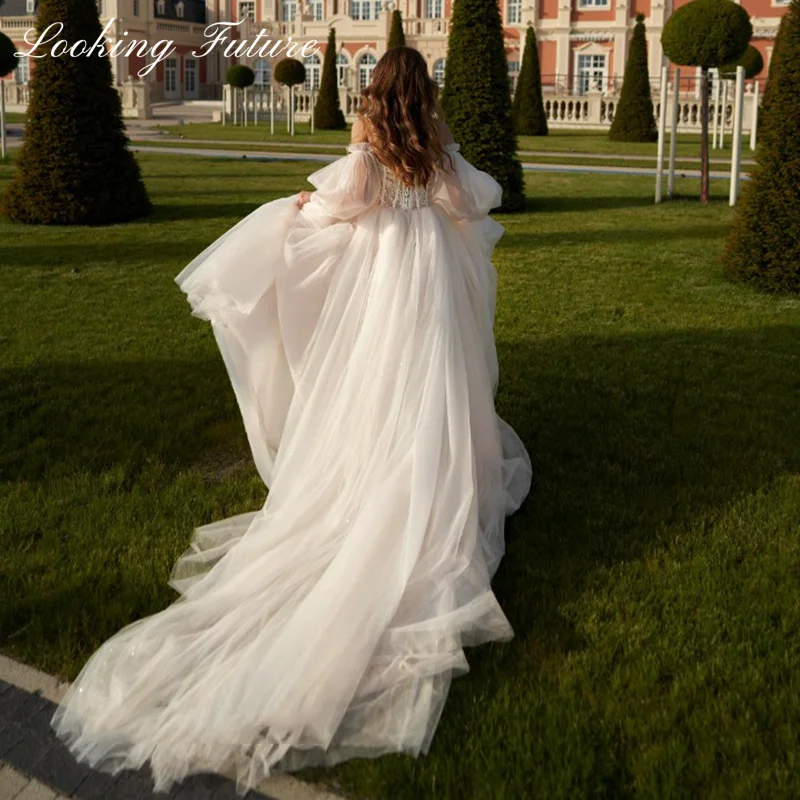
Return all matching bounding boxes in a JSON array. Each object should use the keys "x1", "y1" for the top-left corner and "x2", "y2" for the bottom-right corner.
[{"x1": 50, "y1": 192, "x2": 532, "y2": 795}]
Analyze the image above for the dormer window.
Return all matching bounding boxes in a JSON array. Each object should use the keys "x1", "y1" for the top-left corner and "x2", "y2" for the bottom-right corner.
[
  {"x1": 156, "y1": 0, "x2": 166, "y2": 14},
  {"x1": 176, "y1": 0, "x2": 185, "y2": 17},
  {"x1": 26, "y1": 0, "x2": 35, "y2": 13}
]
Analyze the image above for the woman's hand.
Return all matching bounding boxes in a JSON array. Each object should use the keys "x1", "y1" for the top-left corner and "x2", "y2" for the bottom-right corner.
[{"x1": 296, "y1": 191, "x2": 313, "y2": 210}]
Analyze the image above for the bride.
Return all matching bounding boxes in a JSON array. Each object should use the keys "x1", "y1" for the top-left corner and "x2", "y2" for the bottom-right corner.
[{"x1": 51, "y1": 46, "x2": 532, "y2": 795}]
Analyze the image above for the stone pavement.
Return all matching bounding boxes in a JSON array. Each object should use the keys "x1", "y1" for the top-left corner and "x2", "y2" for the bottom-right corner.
[{"x1": 0, "y1": 658, "x2": 346, "y2": 800}]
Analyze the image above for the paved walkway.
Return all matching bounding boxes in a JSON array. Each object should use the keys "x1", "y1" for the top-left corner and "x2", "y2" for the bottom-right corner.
[{"x1": 0, "y1": 657, "x2": 346, "y2": 800}]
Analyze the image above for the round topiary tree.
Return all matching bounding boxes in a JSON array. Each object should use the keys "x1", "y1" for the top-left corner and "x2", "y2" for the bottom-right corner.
[
  {"x1": 388, "y1": 10, "x2": 406, "y2": 50},
  {"x1": 2, "y1": 0, "x2": 151, "y2": 224},
  {"x1": 719, "y1": 44, "x2": 764, "y2": 79},
  {"x1": 609, "y1": 13, "x2": 657, "y2": 142},
  {"x1": 721, "y1": 0, "x2": 800, "y2": 293},
  {"x1": 440, "y1": 0, "x2": 525, "y2": 211},
  {"x1": 661, "y1": 0, "x2": 752, "y2": 203},
  {"x1": 226, "y1": 64, "x2": 255, "y2": 126},
  {"x1": 275, "y1": 58, "x2": 306, "y2": 136},
  {"x1": 0, "y1": 32, "x2": 18, "y2": 159},
  {"x1": 512, "y1": 24, "x2": 548, "y2": 137},
  {"x1": 314, "y1": 29, "x2": 346, "y2": 130}
]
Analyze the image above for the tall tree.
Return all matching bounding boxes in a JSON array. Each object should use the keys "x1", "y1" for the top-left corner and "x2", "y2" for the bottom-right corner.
[
  {"x1": 388, "y1": 10, "x2": 406, "y2": 49},
  {"x1": 609, "y1": 13, "x2": 657, "y2": 142},
  {"x1": 440, "y1": 0, "x2": 525, "y2": 211},
  {"x1": 314, "y1": 28, "x2": 346, "y2": 129},
  {"x1": 2, "y1": 0, "x2": 151, "y2": 224},
  {"x1": 661, "y1": 0, "x2": 751, "y2": 203},
  {"x1": 721, "y1": 0, "x2": 800, "y2": 293},
  {"x1": 512, "y1": 24, "x2": 548, "y2": 137}
]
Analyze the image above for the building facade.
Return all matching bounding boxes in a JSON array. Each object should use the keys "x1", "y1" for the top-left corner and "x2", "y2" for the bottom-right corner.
[{"x1": 0, "y1": 0, "x2": 789, "y2": 112}]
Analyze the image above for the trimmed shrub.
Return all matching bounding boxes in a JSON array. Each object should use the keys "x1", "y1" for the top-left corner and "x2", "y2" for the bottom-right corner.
[
  {"x1": 274, "y1": 58, "x2": 306, "y2": 87},
  {"x1": 226, "y1": 64, "x2": 255, "y2": 88},
  {"x1": 609, "y1": 13, "x2": 657, "y2": 142},
  {"x1": 719, "y1": 45, "x2": 764, "y2": 79},
  {"x1": 388, "y1": 10, "x2": 406, "y2": 49},
  {"x1": 512, "y1": 24, "x2": 548, "y2": 137},
  {"x1": 2, "y1": 0, "x2": 151, "y2": 225},
  {"x1": 314, "y1": 29, "x2": 346, "y2": 129},
  {"x1": 662, "y1": 0, "x2": 752, "y2": 202},
  {"x1": 0, "y1": 31, "x2": 17, "y2": 77},
  {"x1": 721, "y1": 0, "x2": 800, "y2": 293},
  {"x1": 440, "y1": 0, "x2": 525, "y2": 211}
]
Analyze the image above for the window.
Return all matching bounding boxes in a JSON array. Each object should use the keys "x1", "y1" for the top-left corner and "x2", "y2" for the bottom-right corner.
[
  {"x1": 308, "y1": 0, "x2": 324, "y2": 19},
  {"x1": 425, "y1": 0, "x2": 443, "y2": 17},
  {"x1": 254, "y1": 58, "x2": 271, "y2": 86},
  {"x1": 164, "y1": 56, "x2": 178, "y2": 94},
  {"x1": 358, "y1": 52, "x2": 376, "y2": 90},
  {"x1": 433, "y1": 57, "x2": 445, "y2": 87},
  {"x1": 507, "y1": 59, "x2": 519, "y2": 91},
  {"x1": 133, "y1": 0, "x2": 140, "y2": 14},
  {"x1": 336, "y1": 53, "x2": 349, "y2": 87},
  {"x1": 156, "y1": 0, "x2": 166, "y2": 14},
  {"x1": 576, "y1": 53, "x2": 606, "y2": 94},
  {"x1": 282, "y1": 0, "x2": 297, "y2": 20},
  {"x1": 508, "y1": 0, "x2": 521, "y2": 23},
  {"x1": 97, "y1": 0, "x2": 104, "y2": 16},
  {"x1": 14, "y1": 54, "x2": 30, "y2": 84},
  {"x1": 175, "y1": 0, "x2": 185, "y2": 17},
  {"x1": 184, "y1": 57, "x2": 197, "y2": 93},
  {"x1": 239, "y1": 1, "x2": 255, "y2": 19},
  {"x1": 26, "y1": 0, "x2": 35, "y2": 13},
  {"x1": 304, "y1": 53, "x2": 321, "y2": 91},
  {"x1": 578, "y1": 0, "x2": 609, "y2": 7},
  {"x1": 351, "y1": 0, "x2": 382, "y2": 20}
]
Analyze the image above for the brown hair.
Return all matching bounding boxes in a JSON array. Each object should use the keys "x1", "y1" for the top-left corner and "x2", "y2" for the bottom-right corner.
[{"x1": 357, "y1": 47, "x2": 454, "y2": 187}]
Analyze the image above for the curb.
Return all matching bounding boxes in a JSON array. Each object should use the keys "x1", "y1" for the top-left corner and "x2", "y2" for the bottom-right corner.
[{"x1": 0, "y1": 655, "x2": 347, "y2": 800}]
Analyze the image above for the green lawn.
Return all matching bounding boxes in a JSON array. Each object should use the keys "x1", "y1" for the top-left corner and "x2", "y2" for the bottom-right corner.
[
  {"x1": 2, "y1": 152, "x2": 799, "y2": 799},
  {"x1": 154, "y1": 120, "x2": 742, "y2": 159}
]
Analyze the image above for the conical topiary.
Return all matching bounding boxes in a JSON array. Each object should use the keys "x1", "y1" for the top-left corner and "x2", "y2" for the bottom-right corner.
[
  {"x1": 721, "y1": 0, "x2": 800, "y2": 293},
  {"x1": 609, "y1": 13, "x2": 657, "y2": 142},
  {"x1": 388, "y1": 10, "x2": 406, "y2": 49},
  {"x1": 2, "y1": 0, "x2": 151, "y2": 224},
  {"x1": 440, "y1": 0, "x2": 525, "y2": 211},
  {"x1": 512, "y1": 24, "x2": 548, "y2": 137},
  {"x1": 314, "y1": 28, "x2": 346, "y2": 129}
]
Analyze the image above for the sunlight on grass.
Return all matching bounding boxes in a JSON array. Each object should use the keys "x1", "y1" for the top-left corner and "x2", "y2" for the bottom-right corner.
[{"x1": 1, "y1": 151, "x2": 798, "y2": 798}]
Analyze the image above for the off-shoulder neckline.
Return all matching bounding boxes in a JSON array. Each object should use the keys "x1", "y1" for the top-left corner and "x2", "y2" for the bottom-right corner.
[{"x1": 346, "y1": 142, "x2": 460, "y2": 153}]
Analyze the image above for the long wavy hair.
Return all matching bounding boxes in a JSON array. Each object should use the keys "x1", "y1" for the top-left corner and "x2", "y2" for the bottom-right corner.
[{"x1": 357, "y1": 47, "x2": 454, "y2": 187}]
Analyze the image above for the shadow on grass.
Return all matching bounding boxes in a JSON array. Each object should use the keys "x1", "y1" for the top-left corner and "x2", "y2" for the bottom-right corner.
[{"x1": 3, "y1": 326, "x2": 799, "y2": 652}]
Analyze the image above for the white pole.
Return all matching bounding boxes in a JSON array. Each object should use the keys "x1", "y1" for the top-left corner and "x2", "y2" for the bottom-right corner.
[
  {"x1": 286, "y1": 86, "x2": 291, "y2": 133},
  {"x1": 730, "y1": 65, "x2": 745, "y2": 207},
  {"x1": 233, "y1": 87, "x2": 238, "y2": 126},
  {"x1": 310, "y1": 91, "x2": 315, "y2": 135},
  {"x1": 711, "y1": 72, "x2": 720, "y2": 149},
  {"x1": 720, "y1": 79, "x2": 728, "y2": 150},
  {"x1": 270, "y1": 83, "x2": 274, "y2": 135},
  {"x1": 668, "y1": 67, "x2": 680, "y2": 199},
  {"x1": 243, "y1": 86, "x2": 248, "y2": 127},
  {"x1": 0, "y1": 88, "x2": 6, "y2": 160},
  {"x1": 291, "y1": 85, "x2": 295, "y2": 135},
  {"x1": 655, "y1": 66, "x2": 669, "y2": 204},
  {"x1": 254, "y1": 88, "x2": 258, "y2": 126},
  {"x1": 750, "y1": 79, "x2": 759, "y2": 151},
  {"x1": 222, "y1": 84, "x2": 226, "y2": 126}
]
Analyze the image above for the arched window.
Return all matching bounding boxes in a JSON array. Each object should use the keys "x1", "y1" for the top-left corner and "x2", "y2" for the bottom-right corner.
[
  {"x1": 433, "y1": 57, "x2": 445, "y2": 87},
  {"x1": 14, "y1": 53, "x2": 30, "y2": 84},
  {"x1": 254, "y1": 58, "x2": 271, "y2": 87},
  {"x1": 304, "y1": 54, "x2": 321, "y2": 91},
  {"x1": 358, "y1": 52, "x2": 376, "y2": 90},
  {"x1": 282, "y1": 0, "x2": 297, "y2": 20},
  {"x1": 336, "y1": 52, "x2": 349, "y2": 88}
]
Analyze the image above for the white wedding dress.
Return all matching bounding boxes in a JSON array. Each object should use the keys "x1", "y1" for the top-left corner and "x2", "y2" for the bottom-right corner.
[{"x1": 50, "y1": 141, "x2": 533, "y2": 794}]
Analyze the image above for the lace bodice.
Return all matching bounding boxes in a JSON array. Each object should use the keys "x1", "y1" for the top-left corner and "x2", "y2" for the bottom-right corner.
[{"x1": 346, "y1": 142, "x2": 460, "y2": 211}]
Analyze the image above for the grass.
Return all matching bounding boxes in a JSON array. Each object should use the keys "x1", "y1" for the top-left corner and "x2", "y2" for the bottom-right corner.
[
  {"x1": 154, "y1": 120, "x2": 742, "y2": 159},
  {"x1": 2, "y1": 152, "x2": 800, "y2": 798}
]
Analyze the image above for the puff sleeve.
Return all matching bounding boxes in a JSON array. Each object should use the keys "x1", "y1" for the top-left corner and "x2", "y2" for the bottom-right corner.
[
  {"x1": 431, "y1": 144, "x2": 503, "y2": 221},
  {"x1": 303, "y1": 143, "x2": 383, "y2": 223}
]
